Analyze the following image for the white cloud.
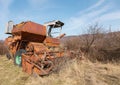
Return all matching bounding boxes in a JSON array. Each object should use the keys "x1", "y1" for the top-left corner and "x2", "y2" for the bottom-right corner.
[
  {"x1": 27, "y1": 0, "x2": 48, "y2": 8},
  {"x1": 0, "y1": 0, "x2": 13, "y2": 8},
  {"x1": 88, "y1": 0, "x2": 105, "y2": 9},
  {"x1": 0, "y1": 0, "x2": 13, "y2": 21},
  {"x1": 65, "y1": 5, "x2": 110, "y2": 32},
  {"x1": 0, "y1": 0, "x2": 13, "y2": 39},
  {"x1": 98, "y1": 12, "x2": 120, "y2": 22},
  {"x1": 65, "y1": 0, "x2": 120, "y2": 35},
  {"x1": 79, "y1": 0, "x2": 105, "y2": 14}
]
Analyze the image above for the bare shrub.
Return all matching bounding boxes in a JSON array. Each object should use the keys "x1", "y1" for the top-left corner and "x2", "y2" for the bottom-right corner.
[
  {"x1": 97, "y1": 32, "x2": 120, "y2": 62},
  {"x1": 63, "y1": 24, "x2": 120, "y2": 63},
  {"x1": 64, "y1": 37, "x2": 80, "y2": 50},
  {"x1": 0, "y1": 40, "x2": 8, "y2": 55}
]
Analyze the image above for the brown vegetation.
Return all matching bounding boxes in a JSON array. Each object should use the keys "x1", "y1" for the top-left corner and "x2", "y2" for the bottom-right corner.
[
  {"x1": 0, "y1": 56, "x2": 120, "y2": 85},
  {"x1": 0, "y1": 40, "x2": 8, "y2": 55},
  {"x1": 63, "y1": 24, "x2": 120, "y2": 63}
]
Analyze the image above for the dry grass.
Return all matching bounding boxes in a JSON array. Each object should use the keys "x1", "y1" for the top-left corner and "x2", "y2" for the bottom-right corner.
[
  {"x1": 0, "y1": 55, "x2": 120, "y2": 85},
  {"x1": 0, "y1": 55, "x2": 29, "y2": 85}
]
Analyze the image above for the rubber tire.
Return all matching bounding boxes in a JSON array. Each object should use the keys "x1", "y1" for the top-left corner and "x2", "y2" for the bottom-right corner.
[{"x1": 14, "y1": 49, "x2": 26, "y2": 67}]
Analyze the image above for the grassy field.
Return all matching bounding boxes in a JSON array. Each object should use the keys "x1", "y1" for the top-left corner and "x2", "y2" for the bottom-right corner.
[{"x1": 0, "y1": 55, "x2": 120, "y2": 85}]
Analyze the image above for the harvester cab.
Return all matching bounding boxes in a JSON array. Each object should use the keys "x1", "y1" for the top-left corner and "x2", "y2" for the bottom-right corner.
[
  {"x1": 5, "y1": 21, "x2": 14, "y2": 34},
  {"x1": 44, "y1": 20, "x2": 65, "y2": 38}
]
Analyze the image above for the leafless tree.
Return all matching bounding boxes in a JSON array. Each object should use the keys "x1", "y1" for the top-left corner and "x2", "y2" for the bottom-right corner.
[{"x1": 81, "y1": 23, "x2": 103, "y2": 55}]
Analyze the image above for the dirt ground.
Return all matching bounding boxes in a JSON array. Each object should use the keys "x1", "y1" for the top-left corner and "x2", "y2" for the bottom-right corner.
[{"x1": 0, "y1": 55, "x2": 120, "y2": 85}]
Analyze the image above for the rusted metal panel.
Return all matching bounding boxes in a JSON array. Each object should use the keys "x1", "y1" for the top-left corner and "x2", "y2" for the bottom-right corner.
[
  {"x1": 22, "y1": 54, "x2": 54, "y2": 75},
  {"x1": 44, "y1": 37, "x2": 60, "y2": 46},
  {"x1": 12, "y1": 21, "x2": 46, "y2": 36},
  {"x1": 26, "y1": 42, "x2": 49, "y2": 54},
  {"x1": 21, "y1": 32, "x2": 46, "y2": 43}
]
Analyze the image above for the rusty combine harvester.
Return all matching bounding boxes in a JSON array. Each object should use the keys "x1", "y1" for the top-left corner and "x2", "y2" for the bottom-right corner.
[{"x1": 4, "y1": 20, "x2": 66, "y2": 76}]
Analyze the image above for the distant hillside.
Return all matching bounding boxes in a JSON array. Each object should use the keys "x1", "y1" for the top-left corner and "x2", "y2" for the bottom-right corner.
[{"x1": 61, "y1": 31, "x2": 120, "y2": 43}]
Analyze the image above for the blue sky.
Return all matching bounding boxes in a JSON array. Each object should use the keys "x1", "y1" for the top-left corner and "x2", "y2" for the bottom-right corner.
[{"x1": 0, "y1": 0, "x2": 120, "y2": 39}]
